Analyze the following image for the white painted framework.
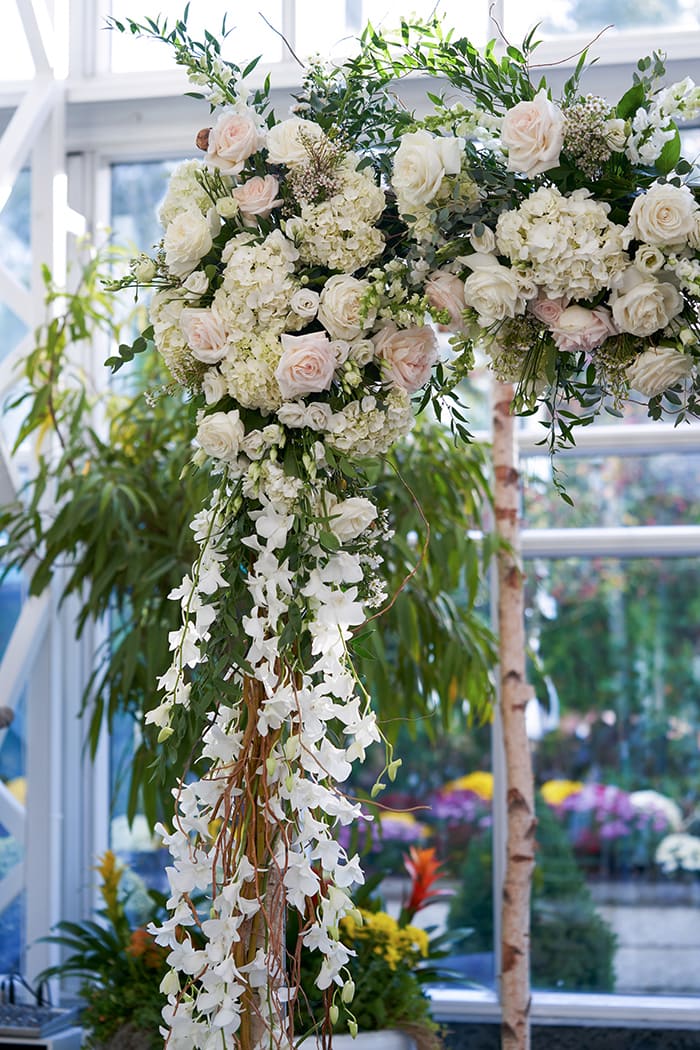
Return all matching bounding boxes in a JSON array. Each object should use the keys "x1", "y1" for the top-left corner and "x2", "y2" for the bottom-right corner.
[{"x1": 0, "y1": 0, "x2": 698, "y2": 1025}]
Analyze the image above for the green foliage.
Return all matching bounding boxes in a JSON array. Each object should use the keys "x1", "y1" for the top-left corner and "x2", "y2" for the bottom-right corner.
[
  {"x1": 39, "y1": 853, "x2": 170, "y2": 1050},
  {"x1": 448, "y1": 798, "x2": 617, "y2": 991}
]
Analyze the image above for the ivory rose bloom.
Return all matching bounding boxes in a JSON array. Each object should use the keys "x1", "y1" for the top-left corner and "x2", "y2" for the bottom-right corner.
[
  {"x1": 275, "y1": 331, "x2": 337, "y2": 399},
  {"x1": 373, "y1": 324, "x2": 438, "y2": 393},
  {"x1": 196, "y1": 410, "x2": 244, "y2": 460},
  {"x1": 392, "y1": 130, "x2": 464, "y2": 210},
  {"x1": 318, "y1": 275, "x2": 375, "y2": 340},
  {"x1": 206, "y1": 109, "x2": 264, "y2": 173},
  {"x1": 232, "y1": 175, "x2": 282, "y2": 223},
  {"x1": 289, "y1": 288, "x2": 320, "y2": 321},
  {"x1": 425, "y1": 270, "x2": 466, "y2": 330},
  {"x1": 628, "y1": 182, "x2": 699, "y2": 247},
  {"x1": 611, "y1": 269, "x2": 683, "y2": 337},
  {"x1": 304, "y1": 402, "x2": 334, "y2": 431},
  {"x1": 463, "y1": 254, "x2": 528, "y2": 325},
  {"x1": 549, "y1": 305, "x2": 618, "y2": 353},
  {"x1": 266, "y1": 117, "x2": 325, "y2": 166},
  {"x1": 180, "y1": 308, "x2": 229, "y2": 364},
  {"x1": 201, "y1": 369, "x2": 227, "y2": 405},
  {"x1": 626, "y1": 346, "x2": 694, "y2": 396},
  {"x1": 326, "y1": 494, "x2": 378, "y2": 542},
  {"x1": 163, "y1": 208, "x2": 215, "y2": 278},
  {"x1": 501, "y1": 89, "x2": 565, "y2": 178}
]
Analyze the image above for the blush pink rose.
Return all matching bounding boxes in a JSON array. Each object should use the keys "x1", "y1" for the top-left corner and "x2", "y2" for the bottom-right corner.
[
  {"x1": 528, "y1": 295, "x2": 568, "y2": 326},
  {"x1": 425, "y1": 270, "x2": 466, "y2": 331},
  {"x1": 206, "y1": 109, "x2": 264, "y2": 174},
  {"x1": 550, "y1": 305, "x2": 618, "y2": 353},
  {"x1": 275, "y1": 332, "x2": 337, "y2": 399},
  {"x1": 373, "y1": 324, "x2": 438, "y2": 393},
  {"x1": 232, "y1": 175, "x2": 283, "y2": 224},
  {"x1": 180, "y1": 307, "x2": 229, "y2": 364},
  {"x1": 501, "y1": 89, "x2": 565, "y2": 178}
]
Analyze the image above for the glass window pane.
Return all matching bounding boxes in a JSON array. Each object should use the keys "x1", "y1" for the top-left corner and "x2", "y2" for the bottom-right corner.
[
  {"x1": 109, "y1": 1, "x2": 283, "y2": 71},
  {"x1": 523, "y1": 451, "x2": 700, "y2": 528},
  {"x1": 504, "y1": 0, "x2": 700, "y2": 41},
  {"x1": 296, "y1": 0, "x2": 488, "y2": 58},
  {"x1": 0, "y1": 168, "x2": 31, "y2": 367},
  {"x1": 527, "y1": 555, "x2": 700, "y2": 993},
  {"x1": 0, "y1": 6, "x2": 34, "y2": 80}
]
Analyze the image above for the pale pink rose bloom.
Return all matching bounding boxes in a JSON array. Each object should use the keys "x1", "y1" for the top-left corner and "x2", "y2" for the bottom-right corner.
[
  {"x1": 232, "y1": 175, "x2": 283, "y2": 224},
  {"x1": 425, "y1": 270, "x2": 466, "y2": 331},
  {"x1": 529, "y1": 295, "x2": 568, "y2": 326},
  {"x1": 180, "y1": 308, "x2": 229, "y2": 364},
  {"x1": 549, "y1": 305, "x2": 618, "y2": 353},
  {"x1": 275, "y1": 332, "x2": 337, "y2": 399},
  {"x1": 373, "y1": 324, "x2": 438, "y2": 393},
  {"x1": 501, "y1": 89, "x2": 565, "y2": 178},
  {"x1": 206, "y1": 109, "x2": 264, "y2": 174}
]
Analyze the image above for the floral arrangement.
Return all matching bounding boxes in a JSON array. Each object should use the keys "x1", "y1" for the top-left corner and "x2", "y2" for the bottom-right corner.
[
  {"x1": 104, "y1": 11, "x2": 700, "y2": 1049},
  {"x1": 655, "y1": 832, "x2": 700, "y2": 874}
]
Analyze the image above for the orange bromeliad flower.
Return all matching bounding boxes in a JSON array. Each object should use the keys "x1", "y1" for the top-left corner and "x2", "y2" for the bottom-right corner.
[
  {"x1": 126, "y1": 927, "x2": 167, "y2": 970},
  {"x1": 403, "y1": 846, "x2": 449, "y2": 920}
]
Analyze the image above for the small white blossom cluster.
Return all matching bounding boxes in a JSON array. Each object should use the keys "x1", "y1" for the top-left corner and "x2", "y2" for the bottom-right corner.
[{"x1": 627, "y1": 77, "x2": 700, "y2": 165}]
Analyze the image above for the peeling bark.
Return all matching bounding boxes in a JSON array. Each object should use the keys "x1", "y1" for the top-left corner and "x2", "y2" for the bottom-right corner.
[{"x1": 492, "y1": 381, "x2": 537, "y2": 1050}]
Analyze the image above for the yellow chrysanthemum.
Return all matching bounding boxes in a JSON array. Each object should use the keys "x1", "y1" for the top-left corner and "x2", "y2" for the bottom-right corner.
[
  {"x1": 540, "y1": 779, "x2": 584, "y2": 806},
  {"x1": 442, "y1": 770, "x2": 493, "y2": 799},
  {"x1": 340, "y1": 909, "x2": 427, "y2": 971}
]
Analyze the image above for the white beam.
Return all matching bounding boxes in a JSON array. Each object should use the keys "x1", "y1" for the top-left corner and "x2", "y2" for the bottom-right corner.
[
  {"x1": 0, "y1": 594, "x2": 50, "y2": 715},
  {"x1": 518, "y1": 422, "x2": 700, "y2": 458},
  {"x1": 0, "y1": 261, "x2": 33, "y2": 326},
  {"x1": 521, "y1": 525, "x2": 700, "y2": 559},
  {"x1": 0, "y1": 861, "x2": 25, "y2": 916},
  {"x1": 0, "y1": 77, "x2": 59, "y2": 215},
  {"x1": 16, "y1": 0, "x2": 55, "y2": 74},
  {"x1": 0, "y1": 781, "x2": 25, "y2": 844}
]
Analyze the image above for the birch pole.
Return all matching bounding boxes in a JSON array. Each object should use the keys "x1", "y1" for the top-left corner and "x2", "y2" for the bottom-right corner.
[{"x1": 492, "y1": 380, "x2": 537, "y2": 1050}]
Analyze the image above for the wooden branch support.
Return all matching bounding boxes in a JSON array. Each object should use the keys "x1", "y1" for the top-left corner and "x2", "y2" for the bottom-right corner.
[{"x1": 492, "y1": 381, "x2": 537, "y2": 1050}]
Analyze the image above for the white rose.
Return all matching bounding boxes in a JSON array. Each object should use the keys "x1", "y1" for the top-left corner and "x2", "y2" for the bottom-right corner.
[
  {"x1": 164, "y1": 209, "x2": 214, "y2": 278},
  {"x1": 201, "y1": 369, "x2": 227, "y2": 405},
  {"x1": 242, "y1": 429, "x2": 266, "y2": 460},
  {"x1": 318, "y1": 275, "x2": 376, "y2": 340},
  {"x1": 373, "y1": 324, "x2": 438, "y2": 393},
  {"x1": 626, "y1": 345, "x2": 694, "y2": 396},
  {"x1": 330, "y1": 340, "x2": 351, "y2": 365},
  {"x1": 275, "y1": 331, "x2": 337, "y2": 399},
  {"x1": 604, "y1": 117, "x2": 628, "y2": 153},
  {"x1": 183, "y1": 270, "x2": 209, "y2": 296},
  {"x1": 196, "y1": 410, "x2": 244, "y2": 460},
  {"x1": 549, "y1": 305, "x2": 618, "y2": 353},
  {"x1": 634, "y1": 245, "x2": 665, "y2": 275},
  {"x1": 348, "y1": 340, "x2": 375, "y2": 367},
  {"x1": 611, "y1": 273, "x2": 683, "y2": 337},
  {"x1": 628, "y1": 182, "x2": 699, "y2": 247},
  {"x1": 261, "y1": 424, "x2": 283, "y2": 445},
  {"x1": 463, "y1": 254, "x2": 528, "y2": 325},
  {"x1": 133, "y1": 256, "x2": 156, "y2": 282},
  {"x1": 180, "y1": 308, "x2": 229, "y2": 364},
  {"x1": 425, "y1": 269, "x2": 466, "y2": 330},
  {"x1": 325, "y1": 494, "x2": 378, "y2": 542},
  {"x1": 469, "y1": 225, "x2": 497, "y2": 254},
  {"x1": 277, "y1": 402, "x2": 307, "y2": 428},
  {"x1": 290, "y1": 288, "x2": 320, "y2": 320},
  {"x1": 500, "y1": 88, "x2": 565, "y2": 178},
  {"x1": 305, "y1": 402, "x2": 333, "y2": 431},
  {"x1": 215, "y1": 196, "x2": 239, "y2": 219},
  {"x1": 232, "y1": 175, "x2": 283, "y2": 224},
  {"x1": 206, "y1": 108, "x2": 264, "y2": 173},
  {"x1": 392, "y1": 130, "x2": 464, "y2": 210},
  {"x1": 266, "y1": 117, "x2": 325, "y2": 167}
]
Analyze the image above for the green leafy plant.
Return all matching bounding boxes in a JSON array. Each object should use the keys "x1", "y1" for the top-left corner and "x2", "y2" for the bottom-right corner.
[{"x1": 39, "y1": 852, "x2": 172, "y2": 1050}]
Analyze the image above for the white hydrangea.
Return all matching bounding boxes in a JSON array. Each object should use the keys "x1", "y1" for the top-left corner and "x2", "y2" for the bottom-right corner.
[
  {"x1": 496, "y1": 186, "x2": 628, "y2": 300},
  {"x1": 150, "y1": 288, "x2": 197, "y2": 386},
  {"x1": 216, "y1": 229, "x2": 300, "y2": 341},
  {"x1": 286, "y1": 162, "x2": 386, "y2": 273},
  {"x1": 326, "y1": 388, "x2": 414, "y2": 457},
  {"x1": 219, "y1": 333, "x2": 284, "y2": 413},
  {"x1": 158, "y1": 159, "x2": 223, "y2": 226}
]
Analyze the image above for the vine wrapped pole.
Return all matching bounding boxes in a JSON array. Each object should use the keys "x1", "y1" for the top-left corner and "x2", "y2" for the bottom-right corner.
[{"x1": 492, "y1": 380, "x2": 537, "y2": 1050}]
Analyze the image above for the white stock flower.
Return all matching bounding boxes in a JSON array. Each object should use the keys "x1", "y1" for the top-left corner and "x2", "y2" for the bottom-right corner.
[
  {"x1": 500, "y1": 88, "x2": 565, "y2": 177},
  {"x1": 626, "y1": 345, "x2": 694, "y2": 396}
]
